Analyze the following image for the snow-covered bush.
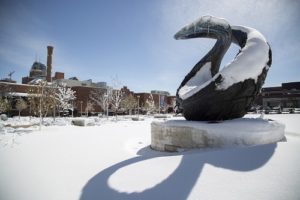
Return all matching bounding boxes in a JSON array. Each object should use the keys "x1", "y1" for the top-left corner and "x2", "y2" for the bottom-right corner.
[
  {"x1": 0, "y1": 98, "x2": 11, "y2": 114},
  {"x1": 15, "y1": 98, "x2": 28, "y2": 118},
  {"x1": 55, "y1": 83, "x2": 76, "y2": 116},
  {"x1": 0, "y1": 114, "x2": 8, "y2": 121},
  {"x1": 145, "y1": 94, "x2": 156, "y2": 114}
]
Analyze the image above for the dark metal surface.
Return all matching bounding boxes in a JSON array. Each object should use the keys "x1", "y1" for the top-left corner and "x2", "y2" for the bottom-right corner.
[{"x1": 175, "y1": 16, "x2": 272, "y2": 121}]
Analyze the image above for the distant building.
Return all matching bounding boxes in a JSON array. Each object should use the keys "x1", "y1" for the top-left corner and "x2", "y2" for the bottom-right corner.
[
  {"x1": 53, "y1": 72, "x2": 65, "y2": 80},
  {"x1": 134, "y1": 92, "x2": 176, "y2": 113},
  {"x1": 260, "y1": 82, "x2": 300, "y2": 108},
  {"x1": 54, "y1": 78, "x2": 107, "y2": 89},
  {"x1": 0, "y1": 71, "x2": 17, "y2": 83},
  {"x1": 22, "y1": 62, "x2": 46, "y2": 83},
  {"x1": 0, "y1": 78, "x2": 16, "y2": 84},
  {"x1": 151, "y1": 90, "x2": 170, "y2": 96},
  {"x1": 22, "y1": 46, "x2": 60, "y2": 84},
  {"x1": 71, "y1": 86, "x2": 104, "y2": 115},
  {"x1": 0, "y1": 45, "x2": 179, "y2": 116}
]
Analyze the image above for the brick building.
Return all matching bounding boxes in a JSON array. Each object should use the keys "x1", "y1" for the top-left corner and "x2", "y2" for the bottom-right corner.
[
  {"x1": 0, "y1": 80, "x2": 176, "y2": 116},
  {"x1": 134, "y1": 91, "x2": 176, "y2": 113},
  {"x1": 259, "y1": 82, "x2": 300, "y2": 108},
  {"x1": 22, "y1": 46, "x2": 65, "y2": 84},
  {"x1": 71, "y1": 86, "x2": 105, "y2": 115},
  {"x1": 0, "y1": 45, "x2": 179, "y2": 116}
]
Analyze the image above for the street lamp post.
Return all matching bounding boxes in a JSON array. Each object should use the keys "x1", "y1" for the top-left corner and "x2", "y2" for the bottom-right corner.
[
  {"x1": 80, "y1": 101, "x2": 83, "y2": 117},
  {"x1": 158, "y1": 94, "x2": 160, "y2": 114},
  {"x1": 137, "y1": 95, "x2": 140, "y2": 119},
  {"x1": 39, "y1": 84, "x2": 43, "y2": 131},
  {"x1": 71, "y1": 100, "x2": 74, "y2": 118},
  {"x1": 104, "y1": 94, "x2": 108, "y2": 119},
  {"x1": 29, "y1": 103, "x2": 31, "y2": 120}
]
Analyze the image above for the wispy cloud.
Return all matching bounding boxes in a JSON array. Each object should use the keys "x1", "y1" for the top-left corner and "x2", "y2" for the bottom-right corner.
[
  {"x1": 0, "y1": 0, "x2": 80, "y2": 79},
  {"x1": 0, "y1": 0, "x2": 299, "y2": 93},
  {"x1": 154, "y1": 0, "x2": 300, "y2": 91},
  {"x1": 0, "y1": 1, "x2": 51, "y2": 68}
]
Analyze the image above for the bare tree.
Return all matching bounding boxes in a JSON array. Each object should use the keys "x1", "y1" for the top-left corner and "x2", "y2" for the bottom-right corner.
[
  {"x1": 121, "y1": 94, "x2": 137, "y2": 115},
  {"x1": 111, "y1": 90, "x2": 124, "y2": 115},
  {"x1": 15, "y1": 98, "x2": 28, "y2": 119},
  {"x1": 110, "y1": 76, "x2": 124, "y2": 119},
  {"x1": 89, "y1": 88, "x2": 108, "y2": 114},
  {"x1": 85, "y1": 101, "x2": 94, "y2": 116},
  {"x1": 145, "y1": 94, "x2": 155, "y2": 114},
  {"x1": 27, "y1": 80, "x2": 56, "y2": 130}
]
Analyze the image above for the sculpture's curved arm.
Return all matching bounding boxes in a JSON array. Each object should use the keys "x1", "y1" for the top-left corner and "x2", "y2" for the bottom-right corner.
[
  {"x1": 174, "y1": 16, "x2": 232, "y2": 112},
  {"x1": 175, "y1": 16, "x2": 232, "y2": 93}
]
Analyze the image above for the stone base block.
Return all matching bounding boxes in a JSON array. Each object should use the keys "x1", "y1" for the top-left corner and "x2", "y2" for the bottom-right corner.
[
  {"x1": 132, "y1": 117, "x2": 144, "y2": 121},
  {"x1": 72, "y1": 118, "x2": 95, "y2": 126},
  {"x1": 151, "y1": 118, "x2": 285, "y2": 152}
]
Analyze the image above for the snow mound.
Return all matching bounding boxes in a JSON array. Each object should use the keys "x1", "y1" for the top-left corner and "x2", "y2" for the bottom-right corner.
[{"x1": 71, "y1": 118, "x2": 95, "y2": 126}]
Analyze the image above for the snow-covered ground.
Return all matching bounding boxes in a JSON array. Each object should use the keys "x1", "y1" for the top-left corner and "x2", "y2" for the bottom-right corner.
[{"x1": 0, "y1": 114, "x2": 299, "y2": 200}]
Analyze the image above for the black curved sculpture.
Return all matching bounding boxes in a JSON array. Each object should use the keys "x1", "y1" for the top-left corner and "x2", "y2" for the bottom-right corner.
[{"x1": 175, "y1": 16, "x2": 272, "y2": 121}]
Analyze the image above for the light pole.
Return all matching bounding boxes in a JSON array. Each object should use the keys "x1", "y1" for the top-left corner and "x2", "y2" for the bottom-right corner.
[
  {"x1": 39, "y1": 84, "x2": 43, "y2": 131},
  {"x1": 137, "y1": 95, "x2": 140, "y2": 119},
  {"x1": 29, "y1": 103, "x2": 31, "y2": 120},
  {"x1": 80, "y1": 101, "x2": 83, "y2": 117},
  {"x1": 104, "y1": 93, "x2": 108, "y2": 118},
  {"x1": 158, "y1": 94, "x2": 160, "y2": 114},
  {"x1": 71, "y1": 100, "x2": 74, "y2": 118}
]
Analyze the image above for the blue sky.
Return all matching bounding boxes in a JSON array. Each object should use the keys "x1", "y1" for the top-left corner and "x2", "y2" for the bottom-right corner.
[{"x1": 0, "y1": 0, "x2": 299, "y2": 95}]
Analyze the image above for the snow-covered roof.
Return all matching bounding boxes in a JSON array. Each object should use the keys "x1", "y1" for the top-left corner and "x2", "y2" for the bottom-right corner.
[{"x1": 8, "y1": 92, "x2": 29, "y2": 97}]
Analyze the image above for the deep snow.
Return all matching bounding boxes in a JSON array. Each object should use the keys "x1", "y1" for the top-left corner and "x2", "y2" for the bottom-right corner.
[{"x1": 0, "y1": 114, "x2": 300, "y2": 200}]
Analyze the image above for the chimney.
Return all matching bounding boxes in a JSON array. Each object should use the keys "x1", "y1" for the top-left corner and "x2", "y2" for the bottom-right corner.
[{"x1": 46, "y1": 45, "x2": 53, "y2": 82}]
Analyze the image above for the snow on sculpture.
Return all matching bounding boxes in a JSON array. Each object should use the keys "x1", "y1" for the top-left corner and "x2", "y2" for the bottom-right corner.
[{"x1": 175, "y1": 16, "x2": 272, "y2": 121}]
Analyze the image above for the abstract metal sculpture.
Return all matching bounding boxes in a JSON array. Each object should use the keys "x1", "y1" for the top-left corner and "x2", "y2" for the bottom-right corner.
[{"x1": 175, "y1": 16, "x2": 272, "y2": 121}]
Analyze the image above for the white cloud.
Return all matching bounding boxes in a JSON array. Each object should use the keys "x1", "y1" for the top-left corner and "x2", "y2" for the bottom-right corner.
[
  {"x1": 0, "y1": 1, "x2": 51, "y2": 68},
  {"x1": 0, "y1": 1, "x2": 80, "y2": 80},
  {"x1": 155, "y1": 0, "x2": 300, "y2": 91}
]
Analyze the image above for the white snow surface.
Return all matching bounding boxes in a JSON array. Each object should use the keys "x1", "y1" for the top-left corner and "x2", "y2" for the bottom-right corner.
[
  {"x1": 218, "y1": 26, "x2": 270, "y2": 90},
  {"x1": 179, "y1": 26, "x2": 270, "y2": 100},
  {"x1": 0, "y1": 114, "x2": 300, "y2": 200},
  {"x1": 178, "y1": 62, "x2": 212, "y2": 99}
]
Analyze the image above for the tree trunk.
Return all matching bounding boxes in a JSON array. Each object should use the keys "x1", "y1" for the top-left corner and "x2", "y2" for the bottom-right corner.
[{"x1": 53, "y1": 106, "x2": 56, "y2": 121}]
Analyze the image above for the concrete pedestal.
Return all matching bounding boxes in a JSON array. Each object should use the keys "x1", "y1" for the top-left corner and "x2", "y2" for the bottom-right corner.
[
  {"x1": 151, "y1": 118, "x2": 285, "y2": 152},
  {"x1": 71, "y1": 118, "x2": 95, "y2": 126}
]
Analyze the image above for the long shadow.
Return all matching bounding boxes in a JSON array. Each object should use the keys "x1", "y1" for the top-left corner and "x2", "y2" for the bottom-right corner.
[{"x1": 80, "y1": 143, "x2": 277, "y2": 200}]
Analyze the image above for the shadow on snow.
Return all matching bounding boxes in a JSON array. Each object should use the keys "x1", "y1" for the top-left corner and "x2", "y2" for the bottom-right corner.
[{"x1": 80, "y1": 143, "x2": 277, "y2": 200}]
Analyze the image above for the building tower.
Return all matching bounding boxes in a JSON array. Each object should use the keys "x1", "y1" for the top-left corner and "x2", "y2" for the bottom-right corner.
[{"x1": 46, "y1": 45, "x2": 53, "y2": 82}]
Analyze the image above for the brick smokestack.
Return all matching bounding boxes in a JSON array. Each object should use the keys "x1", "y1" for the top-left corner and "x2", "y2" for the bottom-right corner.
[{"x1": 46, "y1": 45, "x2": 53, "y2": 82}]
